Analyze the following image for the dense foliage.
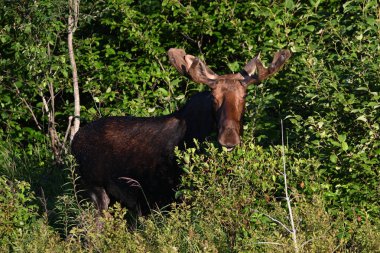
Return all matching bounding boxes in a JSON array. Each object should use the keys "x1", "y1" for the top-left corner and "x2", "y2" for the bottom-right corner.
[{"x1": 0, "y1": 0, "x2": 379, "y2": 251}]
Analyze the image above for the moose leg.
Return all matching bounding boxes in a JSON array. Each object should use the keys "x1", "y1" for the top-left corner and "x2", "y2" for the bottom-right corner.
[
  {"x1": 88, "y1": 186, "x2": 110, "y2": 212},
  {"x1": 106, "y1": 178, "x2": 143, "y2": 216}
]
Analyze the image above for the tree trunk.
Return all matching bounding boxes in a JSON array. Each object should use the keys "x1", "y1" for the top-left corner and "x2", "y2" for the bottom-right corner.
[{"x1": 68, "y1": 0, "x2": 80, "y2": 142}]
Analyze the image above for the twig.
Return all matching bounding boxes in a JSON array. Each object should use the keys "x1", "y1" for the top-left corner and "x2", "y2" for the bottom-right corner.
[
  {"x1": 38, "y1": 187, "x2": 49, "y2": 222},
  {"x1": 181, "y1": 32, "x2": 197, "y2": 44},
  {"x1": 63, "y1": 116, "x2": 73, "y2": 146},
  {"x1": 154, "y1": 55, "x2": 174, "y2": 96},
  {"x1": 256, "y1": 211, "x2": 292, "y2": 234},
  {"x1": 281, "y1": 119, "x2": 299, "y2": 253},
  {"x1": 13, "y1": 84, "x2": 42, "y2": 130},
  {"x1": 40, "y1": 90, "x2": 62, "y2": 163},
  {"x1": 254, "y1": 242, "x2": 286, "y2": 246},
  {"x1": 301, "y1": 238, "x2": 315, "y2": 248}
]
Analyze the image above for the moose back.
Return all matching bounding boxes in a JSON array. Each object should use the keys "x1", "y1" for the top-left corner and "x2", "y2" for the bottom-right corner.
[{"x1": 71, "y1": 48, "x2": 291, "y2": 215}]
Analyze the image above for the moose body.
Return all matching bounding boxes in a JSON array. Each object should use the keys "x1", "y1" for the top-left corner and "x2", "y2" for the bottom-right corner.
[
  {"x1": 72, "y1": 91, "x2": 214, "y2": 214},
  {"x1": 71, "y1": 48, "x2": 290, "y2": 214}
]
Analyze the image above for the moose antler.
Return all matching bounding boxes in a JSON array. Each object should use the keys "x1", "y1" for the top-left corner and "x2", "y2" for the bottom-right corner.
[
  {"x1": 168, "y1": 48, "x2": 189, "y2": 75},
  {"x1": 242, "y1": 52, "x2": 261, "y2": 76},
  {"x1": 241, "y1": 49, "x2": 291, "y2": 85},
  {"x1": 168, "y1": 48, "x2": 219, "y2": 87},
  {"x1": 168, "y1": 48, "x2": 291, "y2": 87}
]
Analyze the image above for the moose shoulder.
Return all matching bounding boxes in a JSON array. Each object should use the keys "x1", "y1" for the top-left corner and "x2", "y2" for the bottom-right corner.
[{"x1": 71, "y1": 48, "x2": 291, "y2": 215}]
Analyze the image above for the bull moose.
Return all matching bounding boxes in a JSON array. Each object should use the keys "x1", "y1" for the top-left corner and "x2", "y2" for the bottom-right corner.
[{"x1": 71, "y1": 48, "x2": 291, "y2": 215}]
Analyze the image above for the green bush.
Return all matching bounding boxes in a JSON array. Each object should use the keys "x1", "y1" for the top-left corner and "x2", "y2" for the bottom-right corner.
[
  {"x1": 0, "y1": 172, "x2": 63, "y2": 252},
  {"x1": 55, "y1": 141, "x2": 378, "y2": 252},
  {"x1": 0, "y1": 141, "x2": 379, "y2": 252},
  {"x1": 175, "y1": 141, "x2": 380, "y2": 252},
  {"x1": 0, "y1": 176, "x2": 37, "y2": 247}
]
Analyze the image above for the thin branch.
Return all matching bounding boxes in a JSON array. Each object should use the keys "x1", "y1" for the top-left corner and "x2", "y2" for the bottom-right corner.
[
  {"x1": 180, "y1": 32, "x2": 197, "y2": 43},
  {"x1": 40, "y1": 92, "x2": 50, "y2": 114},
  {"x1": 38, "y1": 187, "x2": 50, "y2": 223},
  {"x1": 256, "y1": 210, "x2": 292, "y2": 234},
  {"x1": 63, "y1": 116, "x2": 73, "y2": 148},
  {"x1": 40, "y1": 88, "x2": 63, "y2": 163},
  {"x1": 281, "y1": 119, "x2": 299, "y2": 253},
  {"x1": 154, "y1": 55, "x2": 174, "y2": 96},
  {"x1": 14, "y1": 84, "x2": 42, "y2": 130},
  {"x1": 301, "y1": 238, "x2": 315, "y2": 248},
  {"x1": 254, "y1": 242, "x2": 286, "y2": 246},
  {"x1": 48, "y1": 81, "x2": 55, "y2": 120}
]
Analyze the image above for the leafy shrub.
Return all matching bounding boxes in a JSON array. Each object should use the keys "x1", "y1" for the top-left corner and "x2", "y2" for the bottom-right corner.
[
  {"x1": 0, "y1": 176, "x2": 37, "y2": 240},
  {"x1": 0, "y1": 176, "x2": 37, "y2": 247},
  {"x1": 0, "y1": 140, "x2": 379, "y2": 252},
  {"x1": 173, "y1": 141, "x2": 380, "y2": 252}
]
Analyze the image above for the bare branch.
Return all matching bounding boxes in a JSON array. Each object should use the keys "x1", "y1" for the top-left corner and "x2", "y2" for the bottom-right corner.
[
  {"x1": 38, "y1": 187, "x2": 49, "y2": 222},
  {"x1": 256, "y1": 210, "x2": 292, "y2": 234},
  {"x1": 281, "y1": 119, "x2": 299, "y2": 253},
  {"x1": 254, "y1": 242, "x2": 286, "y2": 246},
  {"x1": 40, "y1": 92, "x2": 50, "y2": 114},
  {"x1": 14, "y1": 84, "x2": 42, "y2": 130},
  {"x1": 63, "y1": 116, "x2": 74, "y2": 148}
]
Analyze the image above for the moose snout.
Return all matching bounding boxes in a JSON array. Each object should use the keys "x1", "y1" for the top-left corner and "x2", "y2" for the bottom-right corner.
[{"x1": 218, "y1": 126, "x2": 241, "y2": 151}]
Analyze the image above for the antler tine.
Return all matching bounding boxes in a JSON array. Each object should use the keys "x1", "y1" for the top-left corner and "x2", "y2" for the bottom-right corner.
[
  {"x1": 243, "y1": 52, "x2": 261, "y2": 76},
  {"x1": 168, "y1": 48, "x2": 218, "y2": 86},
  {"x1": 268, "y1": 49, "x2": 291, "y2": 75},
  {"x1": 241, "y1": 49, "x2": 291, "y2": 85},
  {"x1": 168, "y1": 48, "x2": 189, "y2": 75}
]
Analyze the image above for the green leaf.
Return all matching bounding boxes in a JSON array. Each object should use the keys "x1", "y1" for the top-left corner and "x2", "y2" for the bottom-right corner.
[
  {"x1": 305, "y1": 25, "x2": 315, "y2": 32},
  {"x1": 285, "y1": 0, "x2": 295, "y2": 9},
  {"x1": 184, "y1": 154, "x2": 190, "y2": 164},
  {"x1": 341, "y1": 142, "x2": 349, "y2": 151},
  {"x1": 227, "y1": 61, "x2": 240, "y2": 72},
  {"x1": 338, "y1": 134, "x2": 346, "y2": 143},
  {"x1": 175, "y1": 94, "x2": 185, "y2": 100},
  {"x1": 61, "y1": 69, "x2": 68, "y2": 78},
  {"x1": 356, "y1": 115, "x2": 367, "y2": 122},
  {"x1": 330, "y1": 154, "x2": 338, "y2": 163},
  {"x1": 157, "y1": 88, "x2": 169, "y2": 96},
  {"x1": 330, "y1": 140, "x2": 341, "y2": 147}
]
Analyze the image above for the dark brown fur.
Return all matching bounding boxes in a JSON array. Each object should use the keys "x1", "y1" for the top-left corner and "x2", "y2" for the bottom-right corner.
[{"x1": 71, "y1": 48, "x2": 291, "y2": 214}]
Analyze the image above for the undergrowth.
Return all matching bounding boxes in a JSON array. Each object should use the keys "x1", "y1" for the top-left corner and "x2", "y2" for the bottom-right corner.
[{"x1": 0, "y1": 139, "x2": 379, "y2": 252}]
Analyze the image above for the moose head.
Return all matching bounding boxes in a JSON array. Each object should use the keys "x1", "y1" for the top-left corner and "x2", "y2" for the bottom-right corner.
[{"x1": 168, "y1": 48, "x2": 291, "y2": 150}]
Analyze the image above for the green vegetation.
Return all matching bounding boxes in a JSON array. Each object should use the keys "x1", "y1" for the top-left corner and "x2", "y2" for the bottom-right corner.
[{"x1": 0, "y1": 0, "x2": 379, "y2": 251}]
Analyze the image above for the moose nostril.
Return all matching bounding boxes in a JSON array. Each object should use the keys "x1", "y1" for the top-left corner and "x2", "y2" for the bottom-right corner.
[{"x1": 218, "y1": 134, "x2": 239, "y2": 151}]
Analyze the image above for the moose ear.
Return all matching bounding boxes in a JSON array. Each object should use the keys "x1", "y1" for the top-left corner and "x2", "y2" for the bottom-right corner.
[
  {"x1": 241, "y1": 49, "x2": 291, "y2": 86},
  {"x1": 168, "y1": 48, "x2": 218, "y2": 87}
]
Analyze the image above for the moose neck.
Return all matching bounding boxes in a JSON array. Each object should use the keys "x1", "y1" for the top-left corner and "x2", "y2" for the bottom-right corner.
[{"x1": 175, "y1": 91, "x2": 216, "y2": 148}]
